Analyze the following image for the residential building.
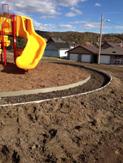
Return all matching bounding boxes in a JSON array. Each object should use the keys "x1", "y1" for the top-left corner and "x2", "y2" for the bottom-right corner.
[
  {"x1": 67, "y1": 42, "x2": 123, "y2": 64},
  {"x1": 45, "y1": 37, "x2": 71, "y2": 58}
]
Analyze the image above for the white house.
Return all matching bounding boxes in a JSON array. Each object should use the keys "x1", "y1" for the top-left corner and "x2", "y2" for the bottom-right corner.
[{"x1": 45, "y1": 37, "x2": 71, "y2": 58}]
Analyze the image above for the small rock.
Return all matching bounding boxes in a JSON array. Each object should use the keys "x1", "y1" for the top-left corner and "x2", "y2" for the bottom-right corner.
[
  {"x1": 115, "y1": 149, "x2": 120, "y2": 155},
  {"x1": 1, "y1": 145, "x2": 9, "y2": 156},
  {"x1": 12, "y1": 150, "x2": 20, "y2": 163},
  {"x1": 49, "y1": 129, "x2": 57, "y2": 139}
]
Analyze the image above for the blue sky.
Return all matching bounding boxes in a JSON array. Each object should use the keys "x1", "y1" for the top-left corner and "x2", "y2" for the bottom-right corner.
[{"x1": 1, "y1": 0, "x2": 123, "y2": 33}]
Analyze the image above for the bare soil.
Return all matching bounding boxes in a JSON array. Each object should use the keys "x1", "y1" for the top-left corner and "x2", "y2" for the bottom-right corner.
[
  {"x1": 0, "y1": 59, "x2": 88, "y2": 92},
  {"x1": 0, "y1": 60, "x2": 123, "y2": 163},
  {"x1": 0, "y1": 66, "x2": 109, "y2": 104}
]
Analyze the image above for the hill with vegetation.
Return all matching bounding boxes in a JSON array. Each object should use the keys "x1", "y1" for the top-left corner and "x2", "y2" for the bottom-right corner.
[
  {"x1": 8, "y1": 31, "x2": 123, "y2": 50},
  {"x1": 36, "y1": 30, "x2": 123, "y2": 45}
]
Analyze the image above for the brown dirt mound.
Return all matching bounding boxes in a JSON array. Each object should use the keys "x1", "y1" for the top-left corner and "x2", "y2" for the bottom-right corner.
[
  {"x1": 0, "y1": 61, "x2": 123, "y2": 163},
  {"x1": 0, "y1": 77, "x2": 123, "y2": 163}
]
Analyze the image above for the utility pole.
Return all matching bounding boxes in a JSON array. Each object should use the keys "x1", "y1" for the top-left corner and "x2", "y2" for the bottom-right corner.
[{"x1": 98, "y1": 15, "x2": 103, "y2": 64}]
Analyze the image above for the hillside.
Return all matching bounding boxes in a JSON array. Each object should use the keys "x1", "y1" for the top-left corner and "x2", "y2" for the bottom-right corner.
[
  {"x1": 8, "y1": 31, "x2": 123, "y2": 50},
  {"x1": 36, "y1": 30, "x2": 123, "y2": 45}
]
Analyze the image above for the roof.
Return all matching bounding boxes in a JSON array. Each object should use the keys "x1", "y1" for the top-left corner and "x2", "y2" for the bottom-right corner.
[
  {"x1": 47, "y1": 37, "x2": 65, "y2": 43},
  {"x1": 67, "y1": 41, "x2": 123, "y2": 56},
  {"x1": 47, "y1": 37, "x2": 70, "y2": 49},
  {"x1": 55, "y1": 42, "x2": 70, "y2": 49},
  {"x1": 83, "y1": 44, "x2": 98, "y2": 54},
  {"x1": 101, "y1": 47, "x2": 123, "y2": 55},
  {"x1": 101, "y1": 42, "x2": 123, "y2": 55},
  {"x1": 46, "y1": 42, "x2": 70, "y2": 50},
  {"x1": 102, "y1": 42, "x2": 120, "y2": 48},
  {"x1": 67, "y1": 44, "x2": 98, "y2": 55}
]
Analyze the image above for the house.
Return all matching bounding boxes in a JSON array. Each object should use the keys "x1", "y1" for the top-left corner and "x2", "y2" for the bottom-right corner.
[
  {"x1": 67, "y1": 44, "x2": 98, "y2": 63},
  {"x1": 101, "y1": 42, "x2": 123, "y2": 64},
  {"x1": 67, "y1": 41, "x2": 123, "y2": 64},
  {"x1": 45, "y1": 37, "x2": 71, "y2": 58}
]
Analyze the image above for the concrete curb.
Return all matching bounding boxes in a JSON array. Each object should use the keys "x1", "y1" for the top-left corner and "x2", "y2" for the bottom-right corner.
[
  {"x1": 0, "y1": 66, "x2": 112, "y2": 107},
  {"x1": 0, "y1": 75, "x2": 91, "y2": 98}
]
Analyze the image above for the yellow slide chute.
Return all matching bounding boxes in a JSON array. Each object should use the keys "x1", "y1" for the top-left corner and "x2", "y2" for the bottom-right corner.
[
  {"x1": 16, "y1": 16, "x2": 46, "y2": 70},
  {"x1": 0, "y1": 14, "x2": 46, "y2": 70}
]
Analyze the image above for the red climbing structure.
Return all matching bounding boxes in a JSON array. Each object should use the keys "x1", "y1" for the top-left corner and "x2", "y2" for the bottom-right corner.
[{"x1": 0, "y1": 4, "x2": 17, "y2": 65}]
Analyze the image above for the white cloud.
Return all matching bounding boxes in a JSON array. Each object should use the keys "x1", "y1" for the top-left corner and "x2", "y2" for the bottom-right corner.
[
  {"x1": 66, "y1": 7, "x2": 82, "y2": 17},
  {"x1": 34, "y1": 20, "x2": 55, "y2": 31},
  {"x1": 34, "y1": 19, "x2": 123, "y2": 33},
  {"x1": 83, "y1": 23, "x2": 96, "y2": 28},
  {"x1": 59, "y1": 0, "x2": 86, "y2": 7},
  {"x1": 34, "y1": 20, "x2": 75, "y2": 31},
  {"x1": 95, "y1": 3, "x2": 101, "y2": 7},
  {"x1": 1, "y1": 0, "x2": 58, "y2": 17},
  {"x1": 0, "y1": 0, "x2": 86, "y2": 17},
  {"x1": 70, "y1": 20, "x2": 86, "y2": 24},
  {"x1": 0, "y1": 1, "x2": 103, "y2": 32},
  {"x1": 82, "y1": 21, "x2": 100, "y2": 29},
  {"x1": 58, "y1": 24, "x2": 75, "y2": 31},
  {"x1": 104, "y1": 24, "x2": 123, "y2": 30}
]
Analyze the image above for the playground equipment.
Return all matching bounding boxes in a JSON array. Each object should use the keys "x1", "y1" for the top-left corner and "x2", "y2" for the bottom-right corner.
[{"x1": 0, "y1": 4, "x2": 46, "y2": 70}]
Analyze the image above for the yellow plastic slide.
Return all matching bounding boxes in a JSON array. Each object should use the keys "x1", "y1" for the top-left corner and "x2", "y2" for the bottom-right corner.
[{"x1": 16, "y1": 16, "x2": 46, "y2": 70}]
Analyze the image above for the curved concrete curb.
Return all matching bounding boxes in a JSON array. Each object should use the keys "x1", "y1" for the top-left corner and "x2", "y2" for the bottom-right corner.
[
  {"x1": 0, "y1": 75, "x2": 91, "y2": 98},
  {"x1": 0, "y1": 66, "x2": 112, "y2": 107}
]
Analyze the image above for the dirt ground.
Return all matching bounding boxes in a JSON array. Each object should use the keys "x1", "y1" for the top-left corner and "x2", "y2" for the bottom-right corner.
[
  {"x1": 0, "y1": 65, "x2": 109, "y2": 104},
  {"x1": 0, "y1": 60, "x2": 88, "y2": 91},
  {"x1": 0, "y1": 61, "x2": 123, "y2": 163}
]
